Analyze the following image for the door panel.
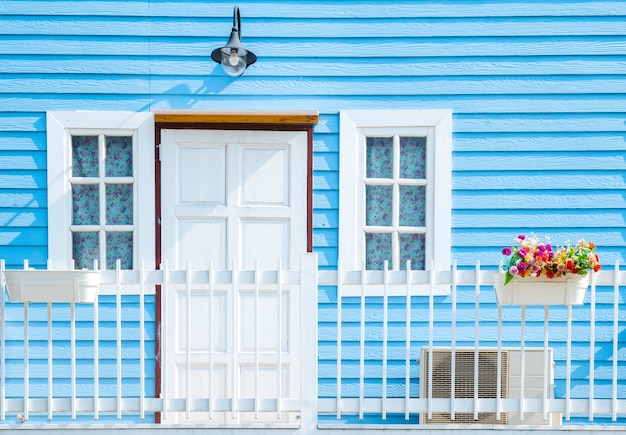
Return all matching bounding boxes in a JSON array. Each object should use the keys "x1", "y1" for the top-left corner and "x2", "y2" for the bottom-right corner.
[
  {"x1": 161, "y1": 129, "x2": 307, "y2": 270},
  {"x1": 160, "y1": 128, "x2": 307, "y2": 424}
]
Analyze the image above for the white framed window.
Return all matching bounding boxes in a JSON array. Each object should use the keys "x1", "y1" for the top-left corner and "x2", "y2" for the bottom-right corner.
[
  {"x1": 47, "y1": 111, "x2": 155, "y2": 271},
  {"x1": 339, "y1": 109, "x2": 452, "y2": 274}
]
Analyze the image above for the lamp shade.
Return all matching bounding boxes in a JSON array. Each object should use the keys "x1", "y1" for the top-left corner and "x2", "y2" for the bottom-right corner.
[{"x1": 211, "y1": 6, "x2": 256, "y2": 76}]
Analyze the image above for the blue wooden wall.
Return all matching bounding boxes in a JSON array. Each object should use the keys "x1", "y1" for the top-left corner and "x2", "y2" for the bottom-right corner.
[{"x1": 0, "y1": 0, "x2": 625, "y2": 425}]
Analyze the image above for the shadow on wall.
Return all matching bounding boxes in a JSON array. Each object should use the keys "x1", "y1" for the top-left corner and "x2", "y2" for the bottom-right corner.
[{"x1": 141, "y1": 65, "x2": 238, "y2": 111}]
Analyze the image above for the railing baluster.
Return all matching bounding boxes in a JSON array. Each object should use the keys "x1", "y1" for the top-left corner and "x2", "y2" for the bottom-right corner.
[
  {"x1": 185, "y1": 259, "x2": 191, "y2": 420},
  {"x1": 231, "y1": 259, "x2": 238, "y2": 420},
  {"x1": 276, "y1": 260, "x2": 282, "y2": 420},
  {"x1": 473, "y1": 260, "x2": 480, "y2": 422},
  {"x1": 404, "y1": 260, "x2": 411, "y2": 421},
  {"x1": 161, "y1": 260, "x2": 169, "y2": 420},
  {"x1": 589, "y1": 271, "x2": 596, "y2": 422},
  {"x1": 336, "y1": 260, "x2": 342, "y2": 420},
  {"x1": 566, "y1": 303, "x2": 572, "y2": 421},
  {"x1": 139, "y1": 260, "x2": 145, "y2": 420},
  {"x1": 382, "y1": 260, "x2": 389, "y2": 420},
  {"x1": 520, "y1": 305, "x2": 526, "y2": 421},
  {"x1": 254, "y1": 260, "x2": 260, "y2": 420},
  {"x1": 427, "y1": 260, "x2": 434, "y2": 421},
  {"x1": 93, "y1": 259, "x2": 99, "y2": 420},
  {"x1": 71, "y1": 301, "x2": 76, "y2": 420},
  {"x1": 23, "y1": 259, "x2": 29, "y2": 423},
  {"x1": 116, "y1": 259, "x2": 122, "y2": 419},
  {"x1": 613, "y1": 263, "x2": 619, "y2": 421},
  {"x1": 451, "y1": 261, "x2": 457, "y2": 421},
  {"x1": 208, "y1": 260, "x2": 215, "y2": 420},
  {"x1": 93, "y1": 283, "x2": 99, "y2": 420},
  {"x1": 543, "y1": 305, "x2": 549, "y2": 421},
  {"x1": 23, "y1": 300, "x2": 29, "y2": 422},
  {"x1": 496, "y1": 261, "x2": 503, "y2": 422},
  {"x1": 359, "y1": 261, "x2": 365, "y2": 420},
  {"x1": 0, "y1": 260, "x2": 4, "y2": 421},
  {"x1": 47, "y1": 302, "x2": 53, "y2": 421}
]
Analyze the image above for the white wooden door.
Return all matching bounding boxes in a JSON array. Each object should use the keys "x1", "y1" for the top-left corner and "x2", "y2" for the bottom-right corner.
[{"x1": 160, "y1": 129, "x2": 307, "y2": 423}]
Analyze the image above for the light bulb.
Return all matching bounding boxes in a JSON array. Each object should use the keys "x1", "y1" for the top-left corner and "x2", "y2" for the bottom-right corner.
[{"x1": 221, "y1": 51, "x2": 247, "y2": 77}]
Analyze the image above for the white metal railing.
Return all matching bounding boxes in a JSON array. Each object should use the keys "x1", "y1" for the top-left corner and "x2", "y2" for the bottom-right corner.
[
  {"x1": 0, "y1": 254, "x2": 318, "y2": 429},
  {"x1": 318, "y1": 260, "x2": 626, "y2": 426},
  {"x1": 1, "y1": 257, "x2": 626, "y2": 427}
]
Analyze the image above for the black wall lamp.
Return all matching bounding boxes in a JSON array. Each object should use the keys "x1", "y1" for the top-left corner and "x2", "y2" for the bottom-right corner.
[{"x1": 211, "y1": 6, "x2": 257, "y2": 77}]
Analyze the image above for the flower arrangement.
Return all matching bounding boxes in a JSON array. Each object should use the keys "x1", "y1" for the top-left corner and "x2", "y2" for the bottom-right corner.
[{"x1": 501, "y1": 234, "x2": 601, "y2": 285}]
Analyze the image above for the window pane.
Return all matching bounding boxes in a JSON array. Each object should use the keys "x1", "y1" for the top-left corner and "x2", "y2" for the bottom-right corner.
[
  {"x1": 366, "y1": 137, "x2": 393, "y2": 178},
  {"x1": 107, "y1": 232, "x2": 133, "y2": 269},
  {"x1": 106, "y1": 184, "x2": 133, "y2": 225},
  {"x1": 366, "y1": 185, "x2": 392, "y2": 226},
  {"x1": 106, "y1": 136, "x2": 133, "y2": 177},
  {"x1": 399, "y1": 137, "x2": 426, "y2": 179},
  {"x1": 73, "y1": 232, "x2": 99, "y2": 269},
  {"x1": 399, "y1": 185, "x2": 425, "y2": 227},
  {"x1": 399, "y1": 233, "x2": 425, "y2": 270},
  {"x1": 366, "y1": 233, "x2": 392, "y2": 270},
  {"x1": 72, "y1": 135, "x2": 99, "y2": 177},
  {"x1": 72, "y1": 184, "x2": 99, "y2": 225}
]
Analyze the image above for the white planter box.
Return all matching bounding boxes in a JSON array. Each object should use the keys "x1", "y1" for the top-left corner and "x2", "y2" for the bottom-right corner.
[
  {"x1": 493, "y1": 272, "x2": 589, "y2": 306},
  {"x1": 3, "y1": 270, "x2": 100, "y2": 303}
]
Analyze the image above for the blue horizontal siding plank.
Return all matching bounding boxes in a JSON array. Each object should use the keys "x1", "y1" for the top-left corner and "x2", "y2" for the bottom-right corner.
[
  {"x1": 4, "y1": 359, "x2": 155, "y2": 380},
  {"x1": 453, "y1": 172, "x2": 626, "y2": 190},
  {"x1": 313, "y1": 190, "x2": 338, "y2": 210},
  {"x1": 0, "y1": 96, "x2": 152, "y2": 112},
  {"x1": 312, "y1": 247, "x2": 335, "y2": 268},
  {"x1": 455, "y1": 113, "x2": 626, "y2": 133},
  {"x1": 453, "y1": 210, "x2": 626, "y2": 229},
  {"x1": 0, "y1": 113, "x2": 45, "y2": 131},
  {"x1": 0, "y1": 56, "x2": 150, "y2": 75},
  {"x1": 313, "y1": 172, "x2": 338, "y2": 190},
  {"x1": 12, "y1": 74, "x2": 626, "y2": 98},
  {"x1": 33, "y1": 76, "x2": 621, "y2": 96},
  {"x1": 313, "y1": 210, "x2": 338, "y2": 230},
  {"x1": 0, "y1": 151, "x2": 46, "y2": 170},
  {"x1": 0, "y1": 247, "x2": 48, "y2": 267},
  {"x1": 0, "y1": 209, "x2": 47, "y2": 227},
  {"x1": 0, "y1": 1, "x2": 150, "y2": 16},
  {"x1": 454, "y1": 133, "x2": 626, "y2": 152},
  {"x1": 0, "y1": 58, "x2": 624, "y2": 78},
  {"x1": 453, "y1": 191, "x2": 626, "y2": 210},
  {"x1": 314, "y1": 114, "x2": 339, "y2": 134},
  {"x1": 312, "y1": 153, "x2": 338, "y2": 171},
  {"x1": 0, "y1": 227, "x2": 46, "y2": 245},
  {"x1": 0, "y1": 173, "x2": 46, "y2": 189},
  {"x1": 313, "y1": 228, "x2": 338, "y2": 248},
  {"x1": 313, "y1": 134, "x2": 338, "y2": 153},
  {"x1": 0, "y1": 132, "x2": 45, "y2": 150},
  {"x1": 11, "y1": 1, "x2": 621, "y2": 18},
  {"x1": 5, "y1": 95, "x2": 626, "y2": 115},
  {"x1": 320, "y1": 360, "x2": 417, "y2": 379},
  {"x1": 454, "y1": 153, "x2": 626, "y2": 172},
  {"x1": 2, "y1": 339, "x2": 155, "y2": 359},
  {"x1": 146, "y1": 58, "x2": 626, "y2": 78},
  {"x1": 12, "y1": 16, "x2": 626, "y2": 38},
  {"x1": 6, "y1": 36, "x2": 625, "y2": 57}
]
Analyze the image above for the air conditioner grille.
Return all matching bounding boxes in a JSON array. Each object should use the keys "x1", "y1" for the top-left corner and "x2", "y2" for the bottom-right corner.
[{"x1": 422, "y1": 350, "x2": 509, "y2": 424}]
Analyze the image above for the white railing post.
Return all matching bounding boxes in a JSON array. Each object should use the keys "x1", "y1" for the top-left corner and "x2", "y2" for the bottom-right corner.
[
  {"x1": 300, "y1": 253, "x2": 318, "y2": 433},
  {"x1": 0, "y1": 260, "x2": 4, "y2": 421}
]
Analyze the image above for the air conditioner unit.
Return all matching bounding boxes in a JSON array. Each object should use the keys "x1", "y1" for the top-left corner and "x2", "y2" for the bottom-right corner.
[{"x1": 420, "y1": 347, "x2": 561, "y2": 426}]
